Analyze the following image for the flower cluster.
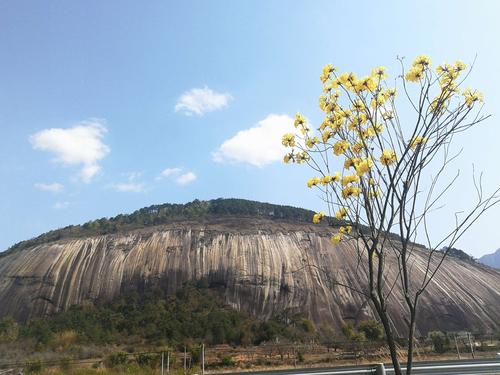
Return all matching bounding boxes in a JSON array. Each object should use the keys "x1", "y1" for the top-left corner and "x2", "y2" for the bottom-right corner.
[
  {"x1": 463, "y1": 88, "x2": 484, "y2": 108},
  {"x1": 404, "y1": 58, "x2": 484, "y2": 114},
  {"x1": 405, "y1": 55, "x2": 432, "y2": 82},
  {"x1": 283, "y1": 54, "x2": 485, "y2": 244},
  {"x1": 288, "y1": 62, "x2": 402, "y2": 241},
  {"x1": 312, "y1": 211, "x2": 326, "y2": 224}
]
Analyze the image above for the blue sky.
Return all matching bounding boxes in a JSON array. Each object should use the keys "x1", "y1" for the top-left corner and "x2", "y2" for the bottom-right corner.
[{"x1": 1, "y1": 1, "x2": 499, "y2": 257}]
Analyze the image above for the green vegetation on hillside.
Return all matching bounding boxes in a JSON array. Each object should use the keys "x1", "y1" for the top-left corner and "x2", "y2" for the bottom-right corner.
[
  {"x1": 1, "y1": 282, "x2": 319, "y2": 349},
  {"x1": 4, "y1": 199, "x2": 325, "y2": 255}
]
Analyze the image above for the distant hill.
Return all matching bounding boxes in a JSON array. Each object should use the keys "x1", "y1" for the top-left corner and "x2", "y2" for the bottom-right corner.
[{"x1": 478, "y1": 248, "x2": 500, "y2": 269}]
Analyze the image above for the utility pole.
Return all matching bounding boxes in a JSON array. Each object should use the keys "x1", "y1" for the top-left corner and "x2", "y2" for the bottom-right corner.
[
  {"x1": 184, "y1": 345, "x2": 187, "y2": 374},
  {"x1": 202, "y1": 343, "x2": 205, "y2": 375},
  {"x1": 467, "y1": 332, "x2": 475, "y2": 359},
  {"x1": 454, "y1": 334, "x2": 461, "y2": 360}
]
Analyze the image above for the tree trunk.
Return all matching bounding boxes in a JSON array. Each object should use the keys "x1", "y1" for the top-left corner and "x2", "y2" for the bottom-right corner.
[
  {"x1": 406, "y1": 309, "x2": 417, "y2": 375},
  {"x1": 373, "y1": 299, "x2": 402, "y2": 375}
]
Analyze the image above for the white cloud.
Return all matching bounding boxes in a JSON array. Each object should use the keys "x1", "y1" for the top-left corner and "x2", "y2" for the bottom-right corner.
[
  {"x1": 30, "y1": 119, "x2": 110, "y2": 183},
  {"x1": 111, "y1": 183, "x2": 146, "y2": 193},
  {"x1": 175, "y1": 86, "x2": 232, "y2": 116},
  {"x1": 212, "y1": 114, "x2": 294, "y2": 167},
  {"x1": 53, "y1": 201, "x2": 70, "y2": 210},
  {"x1": 175, "y1": 172, "x2": 197, "y2": 186},
  {"x1": 34, "y1": 182, "x2": 64, "y2": 193},
  {"x1": 160, "y1": 167, "x2": 182, "y2": 178}
]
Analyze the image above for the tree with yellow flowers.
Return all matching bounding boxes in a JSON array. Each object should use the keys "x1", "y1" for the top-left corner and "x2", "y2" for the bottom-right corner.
[{"x1": 283, "y1": 56, "x2": 499, "y2": 375}]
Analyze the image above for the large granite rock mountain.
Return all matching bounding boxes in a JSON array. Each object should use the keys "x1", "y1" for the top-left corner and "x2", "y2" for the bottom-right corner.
[{"x1": 0, "y1": 199, "x2": 499, "y2": 335}]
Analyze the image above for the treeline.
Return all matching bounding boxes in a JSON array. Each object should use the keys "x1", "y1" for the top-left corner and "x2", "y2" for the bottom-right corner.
[
  {"x1": 4, "y1": 199, "x2": 323, "y2": 255},
  {"x1": 0, "y1": 283, "x2": 320, "y2": 349},
  {"x1": 3, "y1": 199, "x2": 475, "y2": 264}
]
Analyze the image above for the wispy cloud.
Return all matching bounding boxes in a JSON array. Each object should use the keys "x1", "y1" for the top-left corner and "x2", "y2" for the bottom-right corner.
[
  {"x1": 111, "y1": 183, "x2": 146, "y2": 193},
  {"x1": 53, "y1": 201, "x2": 70, "y2": 210},
  {"x1": 34, "y1": 182, "x2": 64, "y2": 193},
  {"x1": 175, "y1": 86, "x2": 232, "y2": 116},
  {"x1": 157, "y1": 167, "x2": 196, "y2": 185},
  {"x1": 175, "y1": 172, "x2": 197, "y2": 185},
  {"x1": 159, "y1": 167, "x2": 182, "y2": 178},
  {"x1": 213, "y1": 114, "x2": 294, "y2": 167},
  {"x1": 29, "y1": 119, "x2": 110, "y2": 183}
]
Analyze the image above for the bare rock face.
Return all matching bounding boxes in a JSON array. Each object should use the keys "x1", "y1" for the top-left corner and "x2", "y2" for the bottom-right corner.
[{"x1": 0, "y1": 218, "x2": 499, "y2": 335}]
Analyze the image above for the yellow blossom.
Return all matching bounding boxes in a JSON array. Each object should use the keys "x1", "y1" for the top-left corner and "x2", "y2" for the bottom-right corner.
[
  {"x1": 296, "y1": 151, "x2": 310, "y2": 164},
  {"x1": 410, "y1": 136, "x2": 428, "y2": 150},
  {"x1": 355, "y1": 157, "x2": 374, "y2": 177},
  {"x1": 332, "y1": 118, "x2": 344, "y2": 131},
  {"x1": 463, "y1": 88, "x2": 484, "y2": 108},
  {"x1": 386, "y1": 88, "x2": 397, "y2": 98},
  {"x1": 320, "y1": 175, "x2": 332, "y2": 185},
  {"x1": 373, "y1": 92, "x2": 388, "y2": 108},
  {"x1": 353, "y1": 99, "x2": 366, "y2": 112},
  {"x1": 430, "y1": 97, "x2": 449, "y2": 114},
  {"x1": 382, "y1": 110, "x2": 394, "y2": 120},
  {"x1": 344, "y1": 158, "x2": 359, "y2": 169},
  {"x1": 306, "y1": 136, "x2": 320, "y2": 148},
  {"x1": 339, "y1": 225, "x2": 352, "y2": 235},
  {"x1": 455, "y1": 60, "x2": 466, "y2": 71},
  {"x1": 294, "y1": 113, "x2": 307, "y2": 128},
  {"x1": 373, "y1": 123, "x2": 384, "y2": 134},
  {"x1": 320, "y1": 118, "x2": 332, "y2": 130},
  {"x1": 348, "y1": 117, "x2": 363, "y2": 131},
  {"x1": 342, "y1": 174, "x2": 360, "y2": 186},
  {"x1": 359, "y1": 76, "x2": 377, "y2": 92},
  {"x1": 352, "y1": 142, "x2": 364, "y2": 154},
  {"x1": 320, "y1": 64, "x2": 336, "y2": 83},
  {"x1": 371, "y1": 66, "x2": 388, "y2": 80},
  {"x1": 405, "y1": 66, "x2": 425, "y2": 82},
  {"x1": 342, "y1": 186, "x2": 361, "y2": 199},
  {"x1": 307, "y1": 177, "x2": 322, "y2": 188},
  {"x1": 282, "y1": 133, "x2": 296, "y2": 147},
  {"x1": 283, "y1": 153, "x2": 293, "y2": 164},
  {"x1": 322, "y1": 130, "x2": 333, "y2": 143},
  {"x1": 331, "y1": 234, "x2": 343, "y2": 243},
  {"x1": 436, "y1": 63, "x2": 451, "y2": 75},
  {"x1": 380, "y1": 149, "x2": 397, "y2": 166},
  {"x1": 331, "y1": 77, "x2": 342, "y2": 88},
  {"x1": 440, "y1": 66, "x2": 460, "y2": 86},
  {"x1": 413, "y1": 55, "x2": 432, "y2": 68},
  {"x1": 342, "y1": 108, "x2": 352, "y2": 119},
  {"x1": 335, "y1": 207, "x2": 348, "y2": 220},
  {"x1": 321, "y1": 173, "x2": 341, "y2": 185},
  {"x1": 333, "y1": 140, "x2": 350, "y2": 156},
  {"x1": 362, "y1": 126, "x2": 376, "y2": 139},
  {"x1": 319, "y1": 95, "x2": 334, "y2": 113},
  {"x1": 312, "y1": 212, "x2": 326, "y2": 224},
  {"x1": 343, "y1": 72, "x2": 358, "y2": 90}
]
